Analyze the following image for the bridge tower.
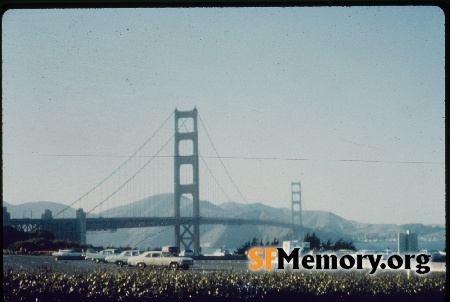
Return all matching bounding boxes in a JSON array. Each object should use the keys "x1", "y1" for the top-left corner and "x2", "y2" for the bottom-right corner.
[
  {"x1": 291, "y1": 181, "x2": 302, "y2": 227},
  {"x1": 174, "y1": 108, "x2": 200, "y2": 255}
]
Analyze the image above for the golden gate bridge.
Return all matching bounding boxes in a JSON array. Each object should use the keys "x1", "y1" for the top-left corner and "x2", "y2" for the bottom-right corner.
[{"x1": 4, "y1": 108, "x2": 305, "y2": 254}]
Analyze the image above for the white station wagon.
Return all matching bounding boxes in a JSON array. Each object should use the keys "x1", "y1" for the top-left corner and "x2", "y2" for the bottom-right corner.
[
  {"x1": 127, "y1": 251, "x2": 193, "y2": 270},
  {"x1": 105, "y1": 250, "x2": 142, "y2": 267}
]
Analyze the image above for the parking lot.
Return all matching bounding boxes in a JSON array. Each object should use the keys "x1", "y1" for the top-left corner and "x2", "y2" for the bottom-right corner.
[
  {"x1": 3, "y1": 254, "x2": 445, "y2": 276},
  {"x1": 3, "y1": 255, "x2": 250, "y2": 275}
]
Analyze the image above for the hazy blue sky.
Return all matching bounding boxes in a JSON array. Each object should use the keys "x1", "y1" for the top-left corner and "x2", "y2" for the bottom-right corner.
[{"x1": 2, "y1": 7, "x2": 445, "y2": 225}]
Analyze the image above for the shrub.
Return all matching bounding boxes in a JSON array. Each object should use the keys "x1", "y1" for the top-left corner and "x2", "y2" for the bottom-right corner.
[{"x1": 3, "y1": 268, "x2": 446, "y2": 302}]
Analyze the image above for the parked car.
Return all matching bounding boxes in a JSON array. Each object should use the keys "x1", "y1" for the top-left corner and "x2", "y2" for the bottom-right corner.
[
  {"x1": 105, "y1": 250, "x2": 142, "y2": 267},
  {"x1": 179, "y1": 249, "x2": 195, "y2": 257},
  {"x1": 52, "y1": 249, "x2": 84, "y2": 261},
  {"x1": 85, "y1": 248, "x2": 122, "y2": 263},
  {"x1": 127, "y1": 251, "x2": 193, "y2": 270}
]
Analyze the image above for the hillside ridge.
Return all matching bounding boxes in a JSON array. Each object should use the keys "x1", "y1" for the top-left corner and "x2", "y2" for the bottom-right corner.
[{"x1": 3, "y1": 195, "x2": 444, "y2": 249}]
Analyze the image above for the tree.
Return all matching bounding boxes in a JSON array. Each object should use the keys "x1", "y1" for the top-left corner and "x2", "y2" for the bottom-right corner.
[
  {"x1": 3, "y1": 226, "x2": 29, "y2": 247},
  {"x1": 3, "y1": 226, "x2": 94, "y2": 252},
  {"x1": 29, "y1": 229, "x2": 55, "y2": 241},
  {"x1": 332, "y1": 239, "x2": 356, "y2": 251},
  {"x1": 304, "y1": 232, "x2": 321, "y2": 250},
  {"x1": 322, "y1": 239, "x2": 333, "y2": 250},
  {"x1": 251, "y1": 237, "x2": 259, "y2": 246},
  {"x1": 270, "y1": 237, "x2": 280, "y2": 246},
  {"x1": 235, "y1": 240, "x2": 251, "y2": 255}
]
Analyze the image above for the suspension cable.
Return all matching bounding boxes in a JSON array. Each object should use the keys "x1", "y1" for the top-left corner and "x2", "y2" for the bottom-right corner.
[
  {"x1": 198, "y1": 113, "x2": 261, "y2": 214},
  {"x1": 87, "y1": 115, "x2": 190, "y2": 215},
  {"x1": 54, "y1": 110, "x2": 174, "y2": 218},
  {"x1": 199, "y1": 153, "x2": 245, "y2": 213},
  {"x1": 178, "y1": 119, "x2": 245, "y2": 214},
  {"x1": 86, "y1": 133, "x2": 174, "y2": 215}
]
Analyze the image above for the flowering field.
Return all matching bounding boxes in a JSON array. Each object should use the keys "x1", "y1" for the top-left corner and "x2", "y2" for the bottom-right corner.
[{"x1": 3, "y1": 267, "x2": 446, "y2": 302}]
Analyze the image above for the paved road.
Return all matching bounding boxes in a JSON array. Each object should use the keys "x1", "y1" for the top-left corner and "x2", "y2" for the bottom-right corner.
[
  {"x1": 3, "y1": 255, "x2": 445, "y2": 275},
  {"x1": 3, "y1": 255, "x2": 251, "y2": 275}
]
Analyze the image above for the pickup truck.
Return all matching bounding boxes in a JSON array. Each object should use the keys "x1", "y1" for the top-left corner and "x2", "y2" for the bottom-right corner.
[
  {"x1": 127, "y1": 251, "x2": 193, "y2": 270},
  {"x1": 85, "y1": 249, "x2": 122, "y2": 263}
]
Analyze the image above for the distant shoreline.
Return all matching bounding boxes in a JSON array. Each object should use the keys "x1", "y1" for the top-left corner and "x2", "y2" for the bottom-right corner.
[{"x1": 354, "y1": 240, "x2": 445, "y2": 252}]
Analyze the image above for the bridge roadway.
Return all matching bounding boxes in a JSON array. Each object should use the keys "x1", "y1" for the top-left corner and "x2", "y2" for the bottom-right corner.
[
  {"x1": 8, "y1": 216, "x2": 303, "y2": 243},
  {"x1": 10, "y1": 217, "x2": 302, "y2": 232},
  {"x1": 86, "y1": 216, "x2": 302, "y2": 232}
]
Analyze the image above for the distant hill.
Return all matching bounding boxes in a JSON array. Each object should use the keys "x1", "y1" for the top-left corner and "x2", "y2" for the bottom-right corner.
[
  {"x1": 3, "y1": 201, "x2": 78, "y2": 219},
  {"x1": 2, "y1": 195, "x2": 445, "y2": 250}
]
